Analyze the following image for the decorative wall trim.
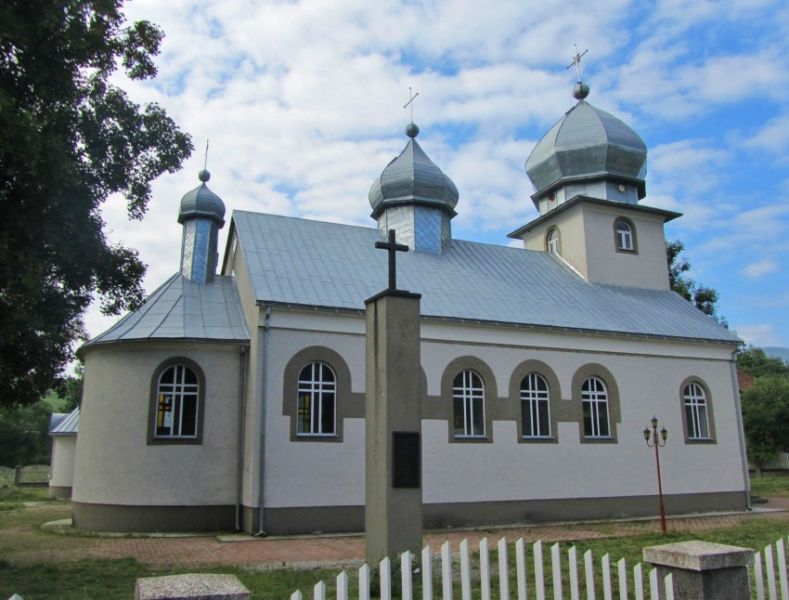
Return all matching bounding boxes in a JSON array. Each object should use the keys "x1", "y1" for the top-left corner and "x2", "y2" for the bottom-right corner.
[
  {"x1": 571, "y1": 363, "x2": 621, "y2": 443},
  {"x1": 282, "y1": 346, "x2": 364, "y2": 443},
  {"x1": 678, "y1": 376, "x2": 717, "y2": 443}
]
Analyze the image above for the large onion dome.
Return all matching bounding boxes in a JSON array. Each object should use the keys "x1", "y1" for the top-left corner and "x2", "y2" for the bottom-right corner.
[
  {"x1": 525, "y1": 89, "x2": 647, "y2": 202},
  {"x1": 368, "y1": 124, "x2": 459, "y2": 219},
  {"x1": 178, "y1": 169, "x2": 226, "y2": 225}
]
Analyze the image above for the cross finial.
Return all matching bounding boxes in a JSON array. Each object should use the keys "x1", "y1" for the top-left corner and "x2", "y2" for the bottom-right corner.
[
  {"x1": 566, "y1": 44, "x2": 589, "y2": 82},
  {"x1": 375, "y1": 229, "x2": 409, "y2": 291},
  {"x1": 203, "y1": 139, "x2": 210, "y2": 170},
  {"x1": 403, "y1": 86, "x2": 419, "y2": 124}
]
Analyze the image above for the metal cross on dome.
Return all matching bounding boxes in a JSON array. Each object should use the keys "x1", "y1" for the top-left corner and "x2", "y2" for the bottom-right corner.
[
  {"x1": 567, "y1": 44, "x2": 589, "y2": 82},
  {"x1": 403, "y1": 86, "x2": 419, "y2": 123},
  {"x1": 375, "y1": 229, "x2": 408, "y2": 291}
]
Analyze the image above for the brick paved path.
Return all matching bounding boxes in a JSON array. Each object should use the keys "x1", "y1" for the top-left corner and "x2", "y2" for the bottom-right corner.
[{"x1": 6, "y1": 498, "x2": 787, "y2": 568}]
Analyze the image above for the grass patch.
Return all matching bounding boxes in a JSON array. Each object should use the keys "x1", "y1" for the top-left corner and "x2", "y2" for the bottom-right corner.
[
  {"x1": 750, "y1": 472, "x2": 789, "y2": 497},
  {"x1": 0, "y1": 558, "x2": 345, "y2": 600}
]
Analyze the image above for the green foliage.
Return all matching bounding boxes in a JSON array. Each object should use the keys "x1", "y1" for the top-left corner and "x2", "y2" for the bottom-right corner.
[
  {"x1": 749, "y1": 472, "x2": 789, "y2": 497},
  {"x1": 741, "y1": 376, "x2": 789, "y2": 469},
  {"x1": 0, "y1": 400, "x2": 53, "y2": 466},
  {"x1": 737, "y1": 347, "x2": 789, "y2": 379},
  {"x1": 0, "y1": 0, "x2": 192, "y2": 407},
  {"x1": 666, "y1": 240, "x2": 726, "y2": 325}
]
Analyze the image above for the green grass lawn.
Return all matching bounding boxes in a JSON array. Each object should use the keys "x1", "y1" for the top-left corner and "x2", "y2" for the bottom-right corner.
[
  {"x1": 751, "y1": 472, "x2": 789, "y2": 497},
  {"x1": 0, "y1": 493, "x2": 787, "y2": 600}
]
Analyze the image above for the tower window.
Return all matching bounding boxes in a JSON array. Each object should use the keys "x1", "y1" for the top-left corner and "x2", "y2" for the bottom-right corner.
[
  {"x1": 546, "y1": 227, "x2": 561, "y2": 255},
  {"x1": 614, "y1": 218, "x2": 637, "y2": 252}
]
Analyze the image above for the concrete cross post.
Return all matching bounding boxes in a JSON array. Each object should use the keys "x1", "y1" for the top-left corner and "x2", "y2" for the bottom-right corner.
[{"x1": 365, "y1": 230, "x2": 423, "y2": 566}]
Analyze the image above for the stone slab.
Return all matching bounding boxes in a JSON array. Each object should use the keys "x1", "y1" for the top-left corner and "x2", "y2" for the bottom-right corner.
[
  {"x1": 643, "y1": 540, "x2": 753, "y2": 572},
  {"x1": 135, "y1": 574, "x2": 250, "y2": 600}
]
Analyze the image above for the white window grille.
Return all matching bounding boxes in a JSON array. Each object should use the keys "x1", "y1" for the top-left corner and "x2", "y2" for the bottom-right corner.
[
  {"x1": 297, "y1": 362, "x2": 337, "y2": 435},
  {"x1": 582, "y1": 376, "x2": 610, "y2": 438},
  {"x1": 453, "y1": 370, "x2": 485, "y2": 437}
]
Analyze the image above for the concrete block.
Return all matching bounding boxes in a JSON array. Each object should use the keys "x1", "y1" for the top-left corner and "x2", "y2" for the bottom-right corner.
[
  {"x1": 644, "y1": 540, "x2": 753, "y2": 600},
  {"x1": 135, "y1": 574, "x2": 250, "y2": 600}
]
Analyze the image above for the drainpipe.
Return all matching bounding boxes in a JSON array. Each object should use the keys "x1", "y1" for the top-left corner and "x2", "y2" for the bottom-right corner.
[
  {"x1": 256, "y1": 305, "x2": 272, "y2": 535},
  {"x1": 234, "y1": 345, "x2": 248, "y2": 531},
  {"x1": 730, "y1": 349, "x2": 752, "y2": 510}
]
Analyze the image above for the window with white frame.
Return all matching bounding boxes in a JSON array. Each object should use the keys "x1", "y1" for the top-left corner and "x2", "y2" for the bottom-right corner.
[
  {"x1": 683, "y1": 382, "x2": 710, "y2": 439},
  {"x1": 297, "y1": 362, "x2": 336, "y2": 436},
  {"x1": 155, "y1": 364, "x2": 199, "y2": 438},
  {"x1": 453, "y1": 370, "x2": 485, "y2": 437},
  {"x1": 521, "y1": 372, "x2": 550, "y2": 437},
  {"x1": 615, "y1": 219, "x2": 635, "y2": 251},
  {"x1": 581, "y1": 376, "x2": 610, "y2": 438},
  {"x1": 546, "y1": 227, "x2": 560, "y2": 254}
]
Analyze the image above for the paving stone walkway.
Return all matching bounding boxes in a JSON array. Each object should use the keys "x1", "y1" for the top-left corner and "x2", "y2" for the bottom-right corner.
[{"x1": 9, "y1": 498, "x2": 787, "y2": 569}]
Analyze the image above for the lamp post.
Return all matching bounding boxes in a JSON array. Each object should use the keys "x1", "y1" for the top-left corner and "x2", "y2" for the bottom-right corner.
[{"x1": 643, "y1": 416, "x2": 668, "y2": 533}]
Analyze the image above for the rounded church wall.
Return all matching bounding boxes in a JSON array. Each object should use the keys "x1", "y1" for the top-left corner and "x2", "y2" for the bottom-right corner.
[
  {"x1": 72, "y1": 342, "x2": 244, "y2": 531},
  {"x1": 49, "y1": 436, "x2": 77, "y2": 498}
]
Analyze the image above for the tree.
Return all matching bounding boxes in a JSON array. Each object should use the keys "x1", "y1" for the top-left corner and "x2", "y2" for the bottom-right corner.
[
  {"x1": 737, "y1": 347, "x2": 789, "y2": 379},
  {"x1": 666, "y1": 240, "x2": 726, "y2": 325},
  {"x1": 0, "y1": 400, "x2": 53, "y2": 466},
  {"x1": 741, "y1": 376, "x2": 789, "y2": 475},
  {"x1": 0, "y1": 1, "x2": 192, "y2": 407}
]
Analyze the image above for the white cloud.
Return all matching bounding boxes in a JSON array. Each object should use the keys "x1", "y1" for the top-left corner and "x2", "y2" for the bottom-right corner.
[
  {"x1": 742, "y1": 259, "x2": 779, "y2": 279},
  {"x1": 736, "y1": 323, "x2": 780, "y2": 347},
  {"x1": 745, "y1": 113, "x2": 789, "y2": 154}
]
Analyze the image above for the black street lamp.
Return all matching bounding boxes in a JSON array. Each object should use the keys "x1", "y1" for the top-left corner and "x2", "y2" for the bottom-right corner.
[{"x1": 644, "y1": 416, "x2": 668, "y2": 533}]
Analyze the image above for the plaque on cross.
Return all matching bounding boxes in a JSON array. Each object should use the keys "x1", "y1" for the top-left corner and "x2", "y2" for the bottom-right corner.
[{"x1": 375, "y1": 229, "x2": 408, "y2": 291}]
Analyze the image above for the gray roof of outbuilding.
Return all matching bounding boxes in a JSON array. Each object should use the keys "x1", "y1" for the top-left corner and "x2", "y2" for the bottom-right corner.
[
  {"x1": 232, "y1": 211, "x2": 738, "y2": 343},
  {"x1": 526, "y1": 100, "x2": 647, "y2": 200},
  {"x1": 368, "y1": 138, "x2": 459, "y2": 218},
  {"x1": 85, "y1": 274, "x2": 249, "y2": 347},
  {"x1": 50, "y1": 407, "x2": 79, "y2": 435}
]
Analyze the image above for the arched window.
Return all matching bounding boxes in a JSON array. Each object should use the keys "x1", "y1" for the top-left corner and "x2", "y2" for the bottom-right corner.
[
  {"x1": 521, "y1": 373, "x2": 550, "y2": 438},
  {"x1": 546, "y1": 227, "x2": 560, "y2": 255},
  {"x1": 155, "y1": 364, "x2": 200, "y2": 439},
  {"x1": 297, "y1": 362, "x2": 337, "y2": 436},
  {"x1": 683, "y1": 382, "x2": 710, "y2": 439},
  {"x1": 453, "y1": 370, "x2": 485, "y2": 437},
  {"x1": 581, "y1": 376, "x2": 610, "y2": 438},
  {"x1": 614, "y1": 219, "x2": 635, "y2": 252}
]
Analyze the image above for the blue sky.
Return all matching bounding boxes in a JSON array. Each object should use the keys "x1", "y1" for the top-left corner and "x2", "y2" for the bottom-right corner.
[{"x1": 87, "y1": 0, "x2": 789, "y2": 348}]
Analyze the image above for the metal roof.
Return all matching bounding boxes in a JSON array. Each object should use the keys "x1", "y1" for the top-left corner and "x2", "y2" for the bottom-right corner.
[
  {"x1": 507, "y1": 195, "x2": 681, "y2": 239},
  {"x1": 368, "y1": 135, "x2": 459, "y2": 219},
  {"x1": 85, "y1": 274, "x2": 249, "y2": 347},
  {"x1": 50, "y1": 407, "x2": 79, "y2": 435},
  {"x1": 526, "y1": 100, "x2": 647, "y2": 199},
  {"x1": 233, "y1": 211, "x2": 739, "y2": 343},
  {"x1": 179, "y1": 170, "x2": 226, "y2": 225}
]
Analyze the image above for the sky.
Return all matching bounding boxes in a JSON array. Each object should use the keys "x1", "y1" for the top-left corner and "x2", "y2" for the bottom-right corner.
[{"x1": 85, "y1": 0, "x2": 789, "y2": 350}]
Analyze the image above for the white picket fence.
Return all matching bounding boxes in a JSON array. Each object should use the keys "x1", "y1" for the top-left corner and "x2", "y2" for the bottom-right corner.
[
  {"x1": 290, "y1": 537, "x2": 676, "y2": 600},
  {"x1": 754, "y1": 538, "x2": 789, "y2": 600},
  {"x1": 291, "y1": 536, "x2": 789, "y2": 600}
]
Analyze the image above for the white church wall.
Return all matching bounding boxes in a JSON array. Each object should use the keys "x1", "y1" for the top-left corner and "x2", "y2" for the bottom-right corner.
[
  {"x1": 260, "y1": 310, "x2": 746, "y2": 516},
  {"x1": 73, "y1": 342, "x2": 243, "y2": 507}
]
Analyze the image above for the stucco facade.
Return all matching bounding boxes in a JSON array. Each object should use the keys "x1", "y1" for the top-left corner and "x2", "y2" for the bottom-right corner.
[{"x1": 49, "y1": 436, "x2": 77, "y2": 499}]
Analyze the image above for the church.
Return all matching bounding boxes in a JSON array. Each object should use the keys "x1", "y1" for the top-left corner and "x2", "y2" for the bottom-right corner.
[{"x1": 68, "y1": 78, "x2": 750, "y2": 534}]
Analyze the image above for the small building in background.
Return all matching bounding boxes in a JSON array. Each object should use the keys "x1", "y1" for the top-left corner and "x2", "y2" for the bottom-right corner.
[{"x1": 49, "y1": 407, "x2": 79, "y2": 499}]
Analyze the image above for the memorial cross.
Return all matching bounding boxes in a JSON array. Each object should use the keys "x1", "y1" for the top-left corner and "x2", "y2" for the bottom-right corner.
[
  {"x1": 375, "y1": 229, "x2": 408, "y2": 291},
  {"x1": 566, "y1": 44, "x2": 589, "y2": 82}
]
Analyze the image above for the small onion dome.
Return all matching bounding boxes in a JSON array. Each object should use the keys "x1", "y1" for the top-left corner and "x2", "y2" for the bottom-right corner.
[
  {"x1": 525, "y1": 99, "x2": 647, "y2": 200},
  {"x1": 178, "y1": 170, "x2": 226, "y2": 225},
  {"x1": 368, "y1": 124, "x2": 459, "y2": 218}
]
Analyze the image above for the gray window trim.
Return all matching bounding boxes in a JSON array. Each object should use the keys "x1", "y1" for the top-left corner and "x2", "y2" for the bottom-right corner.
[
  {"x1": 440, "y1": 356, "x2": 497, "y2": 443},
  {"x1": 282, "y1": 346, "x2": 363, "y2": 443},
  {"x1": 509, "y1": 359, "x2": 563, "y2": 444},
  {"x1": 679, "y1": 377, "x2": 717, "y2": 444},
  {"x1": 147, "y1": 357, "x2": 206, "y2": 446},
  {"x1": 572, "y1": 363, "x2": 621, "y2": 443}
]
